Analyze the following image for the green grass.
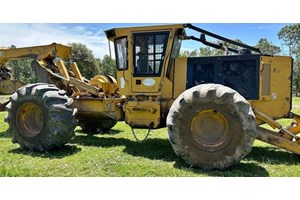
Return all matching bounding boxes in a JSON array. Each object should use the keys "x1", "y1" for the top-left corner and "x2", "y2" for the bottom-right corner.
[
  {"x1": 292, "y1": 97, "x2": 300, "y2": 107},
  {"x1": 1, "y1": 99, "x2": 300, "y2": 177}
]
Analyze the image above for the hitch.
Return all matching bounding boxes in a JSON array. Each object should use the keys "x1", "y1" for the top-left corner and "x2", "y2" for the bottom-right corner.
[{"x1": 253, "y1": 108, "x2": 300, "y2": 155}]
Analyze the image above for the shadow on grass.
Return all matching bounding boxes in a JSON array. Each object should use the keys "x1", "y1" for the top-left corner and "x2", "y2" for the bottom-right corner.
[
  {"x1": 70, "y1": 135, "x2": 178, "y2": 162},
  {"x1": 69, "y1": 135, "x2": 274, "y2": 176},
  {"x1": 173, "y1": 161, "x2": 270, "y2": 177},
  {"x1": 8, "y1": 145, "x2": 81, "y2": 159},
  {"x1": 75, "y1": 129, "x2": 123, "y2": 135},
  {"x1": 245, "y1": 146, "x2": 300, "y2": 165},
  {"x1": 0, "y1": 130, "x2": 9, "y2": 138}
]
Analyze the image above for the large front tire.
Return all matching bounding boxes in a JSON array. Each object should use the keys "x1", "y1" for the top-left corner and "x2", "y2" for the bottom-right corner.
[
  {"x1": 5, "y1": 83, "x2": 77, "y2": 151},
  {"x1": 167, "y1": 84, "x2": 256, "y2": 170}
]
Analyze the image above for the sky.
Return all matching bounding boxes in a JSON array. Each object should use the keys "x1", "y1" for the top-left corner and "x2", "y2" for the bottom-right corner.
[{"x1": 0, "y1": 23, "x2": 291, "y2": 59}]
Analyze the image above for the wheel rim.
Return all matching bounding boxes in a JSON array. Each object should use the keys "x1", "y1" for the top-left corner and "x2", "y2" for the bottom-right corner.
[
  {"x1": 17, "y1": 102, "x2": 45, "y2": 137},
  {"x1": 191, "y1": 109, "x2": 230, "y2": 150}
]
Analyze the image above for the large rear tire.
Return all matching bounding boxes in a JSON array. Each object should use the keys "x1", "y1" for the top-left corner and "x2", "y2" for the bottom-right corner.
[
  {"x1": 5, "y1": 83, "x2": 77, "y2": 151},
  {"x1": 167, "y1": 84, "x2": 256, "y2": 170}
]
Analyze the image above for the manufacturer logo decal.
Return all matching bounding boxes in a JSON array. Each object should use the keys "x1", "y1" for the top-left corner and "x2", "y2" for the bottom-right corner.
[{"x1": 143, "y1": 78, "x2": 156, "y2": 86}]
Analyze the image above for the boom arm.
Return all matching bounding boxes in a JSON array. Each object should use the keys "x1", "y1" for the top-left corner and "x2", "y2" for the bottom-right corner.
[
  {"x1": 0, "y1": 43, "x2": 72, "y2": 65},
  {"x1": 0, "y1": 43, "x2": 73, "y2": 98}
]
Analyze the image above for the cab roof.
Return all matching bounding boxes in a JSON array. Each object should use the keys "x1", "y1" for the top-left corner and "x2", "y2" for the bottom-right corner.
[{"x1": 105, "y1": 24, "x2": 185, "y2": 41}]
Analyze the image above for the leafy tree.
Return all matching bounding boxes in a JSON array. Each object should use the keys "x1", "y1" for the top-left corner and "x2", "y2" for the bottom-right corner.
[
  {"x1": 3, "y1": 45, "x2": 37, "y2": 84},
  {"x1": 188, "y1": 50, "x2": 198, "y2": 57},
  {"x1": 278, "y1": 24, "x2": 300, "y2": 96},
  {"x1": 255, "y1": 38, "x2": 281, "y2": 55},
  {"x1": 7, "y1": 59, "x2": 37, "y2": 84},
  {"x1": 199, "y1": 47, "x2": 214, "y2": 56},
  {"x1": 293, "y1": 60, "x2": 300, "y2": 96},
  {"x1": 17, "y1": 60, "x2": 38, "y2": 83},
  {"x1": 99, "y1": 55, "x2": 116, "y2": 77},
  {"x1": 179, "y1": 50, "x2": 199, "y2": 57},
  {"x1": 278, "y1": 24, "x2": 300, "y2": 56},
  {"x1": 68, "y1": 42, "x2": 100, "y2": 79}
]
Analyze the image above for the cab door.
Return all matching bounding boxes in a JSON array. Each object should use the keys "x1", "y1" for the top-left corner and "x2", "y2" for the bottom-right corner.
[{"x1": 131, "y1": 31, "x2": 169, "y2": 93}]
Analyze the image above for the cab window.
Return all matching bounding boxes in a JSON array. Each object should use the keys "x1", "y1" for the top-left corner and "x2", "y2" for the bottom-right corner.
[
  {"x1": 114, "y1": 37, "x2": 128, "y2": 70},
  {"x1": 133, "y1": 32, "x2": 169, "y2": 76}
]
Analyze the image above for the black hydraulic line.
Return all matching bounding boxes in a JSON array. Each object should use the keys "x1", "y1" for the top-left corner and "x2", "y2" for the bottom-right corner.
[{"x1": 184, "y1": 23, "x2": 261, "y2": 53}]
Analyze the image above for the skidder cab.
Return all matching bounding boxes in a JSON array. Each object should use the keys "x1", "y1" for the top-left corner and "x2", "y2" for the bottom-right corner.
[{"x1": 105, "y1": 24, "x2": 186, "y2": 129}]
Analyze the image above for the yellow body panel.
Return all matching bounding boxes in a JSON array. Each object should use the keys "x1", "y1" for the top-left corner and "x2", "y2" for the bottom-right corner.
[
  {"x1": 250, "y1": 56, "x2": 292, "y2": 122},
  {"x1": 72, "y1": 98, "x2": 123, "y2": 121},
  {"x1": 161, "y1": 75, "x2": 173, "y2": 98},
  {"x1": 173, "y1": 57, "x2": 188, "y2": 98},
  {"x1": 124, "y1": 101, "x2": 161, "y2": 128},
  {"x1": 131, "y1": 77, "x2": 161, "y2": 93},
  {"x1": 116, "y1": 71, "x2": 129, "y2": 95}
]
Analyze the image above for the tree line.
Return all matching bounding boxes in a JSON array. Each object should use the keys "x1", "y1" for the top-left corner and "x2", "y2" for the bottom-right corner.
[{"x1": 6, "y1": 24, "x2": 300, "y2": 96}]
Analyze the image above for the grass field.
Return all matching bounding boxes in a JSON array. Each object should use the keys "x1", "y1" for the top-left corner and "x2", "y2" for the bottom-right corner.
[{"x1": 1, "y1": 98, "x2": 300, "y2": 177}]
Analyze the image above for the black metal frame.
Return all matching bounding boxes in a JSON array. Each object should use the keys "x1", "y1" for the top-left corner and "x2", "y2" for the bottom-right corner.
[{"x1": 184, "y1": 24, "x2": 261, "y2": 54}]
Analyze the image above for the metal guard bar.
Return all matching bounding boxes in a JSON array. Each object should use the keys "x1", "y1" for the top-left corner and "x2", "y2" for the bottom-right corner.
[{"x1": 183, "y1": 23, "x2": 261, "y2": 53}]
